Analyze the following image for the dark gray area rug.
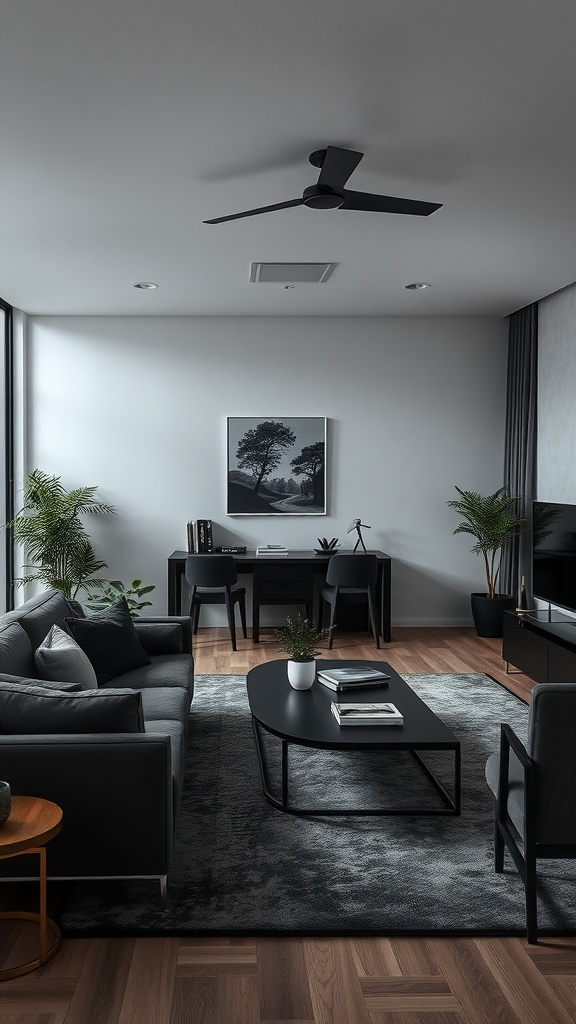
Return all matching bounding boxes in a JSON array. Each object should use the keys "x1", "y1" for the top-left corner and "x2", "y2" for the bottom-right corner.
[{"x1": 60, "y1": 671, "x2": 576, "y2": 937}]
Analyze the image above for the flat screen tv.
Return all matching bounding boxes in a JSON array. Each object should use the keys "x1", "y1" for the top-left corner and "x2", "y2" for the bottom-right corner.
[{"x1": 533, "y1": 501, "x2": 576, "y2": 612}]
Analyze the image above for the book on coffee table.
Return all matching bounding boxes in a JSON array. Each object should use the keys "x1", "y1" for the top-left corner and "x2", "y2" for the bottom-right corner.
[
  {"x1": 330, "y1": 701, "x2": 403, "y2": 726},
  {"x1": 318, "y1": 675, "x2": 390, "y2": 691},
  {"x1": 317, "y1": 666, "x2": 390, "y2": 690}
]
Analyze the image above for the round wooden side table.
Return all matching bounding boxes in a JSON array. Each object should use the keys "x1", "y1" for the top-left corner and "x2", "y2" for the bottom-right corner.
[{"x1": 0, "y1": 795, "x2": 63, "y2": 981}]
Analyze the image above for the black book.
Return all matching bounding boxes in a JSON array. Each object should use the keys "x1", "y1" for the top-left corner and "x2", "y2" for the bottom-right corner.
[
  {"x1": 205, "y1": 520, "x2": 213, "y2": 553},
  {"x1": 197, "y1": 520, "x2": 207, "y2": 553}
]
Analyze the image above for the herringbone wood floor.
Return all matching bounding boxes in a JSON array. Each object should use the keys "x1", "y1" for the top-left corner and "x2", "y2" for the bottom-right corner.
[{"x1": 2, "y1": 626, "x2": 575, "y2": 1024}]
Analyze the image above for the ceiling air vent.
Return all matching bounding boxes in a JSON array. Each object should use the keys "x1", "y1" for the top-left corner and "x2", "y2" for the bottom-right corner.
[{"x1": 250, "y1": 262, "x2": 337, "y2": 284}]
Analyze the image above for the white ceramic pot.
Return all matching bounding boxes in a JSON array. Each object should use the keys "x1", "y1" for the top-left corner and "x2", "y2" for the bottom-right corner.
[{"x1": 287, "y1": 659, "x2": 316, "y2": 690}]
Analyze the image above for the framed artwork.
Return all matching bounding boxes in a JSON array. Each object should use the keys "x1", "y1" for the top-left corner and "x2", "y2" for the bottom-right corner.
[{"x1": 227, "y1": 417, "x2": 327, "y2": 515}]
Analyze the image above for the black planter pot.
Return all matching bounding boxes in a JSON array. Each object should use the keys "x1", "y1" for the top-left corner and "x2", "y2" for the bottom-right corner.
[{"x1": 470, "y1": 593, "x2": 515, "y2": 638}]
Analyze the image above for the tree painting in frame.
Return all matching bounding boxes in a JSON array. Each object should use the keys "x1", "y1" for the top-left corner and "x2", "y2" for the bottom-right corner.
[{"x1": 227, "y1": 417, "x2": 327, "y2": 515}]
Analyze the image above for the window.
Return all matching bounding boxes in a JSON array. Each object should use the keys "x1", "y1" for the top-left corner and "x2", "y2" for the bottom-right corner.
[{"x1": 0, "y1": 297, "x2": 14, "y2": 613}]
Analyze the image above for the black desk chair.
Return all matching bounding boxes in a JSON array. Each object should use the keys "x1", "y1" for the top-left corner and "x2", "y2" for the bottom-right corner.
[
  {"x1": 317, "y1": 553, "x2": 380, "y2": 650},
  {"x1": 185, "y1": 555, "x2": 247, "y2": 651},
  {"x1": 485, "y1": 682, "x2": 576, "y2": 943}
]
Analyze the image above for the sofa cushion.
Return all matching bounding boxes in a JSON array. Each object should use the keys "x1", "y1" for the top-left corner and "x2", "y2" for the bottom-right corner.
[
  {"x1": 0, "y1": 680, "x2": 145, "y2": 735},
  {"x1": 0, "y1": 621, "x2": 36, "y2": 677},
  {"x1": 35, "y1": 625, "x2": 98, "y2": 689},
  {"x1": 133, "y1": 622, "x2": 183, "y2": 655},
  {"x1": 16, "y1": 591, "x2": 81, "y2": 652},
  {"x1": 98, "y1": 653, "x2": 194, "y2": 698},
  {"x1": 65, "y1": 598, "x2": 151, "y2": 685},
  {"x1": 0, "y1": 672, "x2": 81, "y2": 693},
  {"x1": 139, "y1": 686, "x2": 191, "y2": 724}
]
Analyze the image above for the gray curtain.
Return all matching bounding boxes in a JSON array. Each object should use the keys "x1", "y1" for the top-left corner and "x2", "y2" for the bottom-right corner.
[{"x1": 501, "y1": 303, "x2": 538, "y2": 601}]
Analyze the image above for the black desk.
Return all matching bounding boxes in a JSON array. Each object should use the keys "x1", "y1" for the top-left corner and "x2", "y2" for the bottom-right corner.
[{"x1": 167, "y1": 550, "x2": 392, "y2": 643}]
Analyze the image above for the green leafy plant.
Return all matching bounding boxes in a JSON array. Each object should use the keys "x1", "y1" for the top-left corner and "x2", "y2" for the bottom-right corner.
[
  {"x1": 275, "y1": 614, "x2": 330, "y2": 661},
  {"x1": 7, "y1": 469, "x2": 116, "y2": 600},
  {"x1": 447, "y1": 485, "x2": 529, "y2": 599},
  {"x1": 86, "y1": 579, "x2": 156, "y2": 618}
]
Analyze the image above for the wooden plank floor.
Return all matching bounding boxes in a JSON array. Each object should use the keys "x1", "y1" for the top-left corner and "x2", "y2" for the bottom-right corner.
[{"x1": 2, "y1": 626, "x2": 574, "y2": 1024}]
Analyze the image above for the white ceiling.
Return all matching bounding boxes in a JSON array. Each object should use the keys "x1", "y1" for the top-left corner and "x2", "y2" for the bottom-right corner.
[{"x1": 2, "y1": 0, "x2": 576, "y2": 317}]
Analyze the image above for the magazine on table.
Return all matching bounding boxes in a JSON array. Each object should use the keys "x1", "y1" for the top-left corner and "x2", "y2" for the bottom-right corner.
[
  {"x1": 330, "y1": 701, "x2": 403, "y2": 726},
  {"x1": 317, "y1": 675, "x2": 389, "y2": 691},
  {"x1": 317, "y1": 666, "x2": 390, "y2": 688}
]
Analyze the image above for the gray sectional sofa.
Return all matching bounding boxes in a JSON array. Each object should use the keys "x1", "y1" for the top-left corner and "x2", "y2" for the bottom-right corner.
[{"x1": 0, "y1": 590, "x2": 194, "y2": 905}]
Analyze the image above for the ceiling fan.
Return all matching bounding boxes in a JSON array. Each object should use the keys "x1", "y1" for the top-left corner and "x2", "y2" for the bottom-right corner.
[{"x1": 203, "y1": 146, "x2": 442, "y2": 224}]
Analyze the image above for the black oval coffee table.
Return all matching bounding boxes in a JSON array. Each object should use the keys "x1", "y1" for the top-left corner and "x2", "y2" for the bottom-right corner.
[{"x1": 246, "y1": 659, "x2": 461, "y2": 816}]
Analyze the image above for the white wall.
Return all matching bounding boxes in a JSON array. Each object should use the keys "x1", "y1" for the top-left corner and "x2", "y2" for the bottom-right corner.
[
  {"x1": 23, "y1": 315, "x2": 508, "y2": 625},
  {"x1": 538, "y1": 283, "x2": 576, "y2": 502}
]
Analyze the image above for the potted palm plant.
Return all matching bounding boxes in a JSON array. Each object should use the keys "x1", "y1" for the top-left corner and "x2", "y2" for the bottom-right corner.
[
  {"x1": 7, "y1": 469, "x2": 116, "y2": 602},
  {"x1": 447, "y1": 485, "x2": 529, "y2": 637},
  {"x1": 275, "y1": 614, "x2": 329, "y2": 689}
]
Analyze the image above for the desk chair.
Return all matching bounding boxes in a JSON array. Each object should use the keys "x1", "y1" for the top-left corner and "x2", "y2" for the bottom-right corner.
[
  {"x1": 485, "y1": 683, "x2": 576, "y2": 943},
  {"x1": 317, "y1": 553, "x2": 380, "y2": 650},
  {"x1": 185, "y1": 555, "x2": 247, "y2": 651}
]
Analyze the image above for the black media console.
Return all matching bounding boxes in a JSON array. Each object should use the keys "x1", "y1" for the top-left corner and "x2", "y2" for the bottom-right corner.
[{"x1": 503, "y1": 609, "x2": 576, "y2": 683}]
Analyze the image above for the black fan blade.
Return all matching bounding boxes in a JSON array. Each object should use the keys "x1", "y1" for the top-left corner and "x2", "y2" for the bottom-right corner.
[
  {"x1": 340, "y1": 190, "x2": 442, "y2": 216},
  {"x1": 204, "y1": 198, "x2": 303, "y2": 224},
  {"x1": 317, "y1": 146, "x2": 363, "y2": 190}
]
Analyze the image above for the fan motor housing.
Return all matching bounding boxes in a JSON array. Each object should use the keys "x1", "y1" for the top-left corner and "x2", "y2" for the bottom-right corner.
[{"x1": 302, "y1": 185, "x2": 344, "y2": 210}]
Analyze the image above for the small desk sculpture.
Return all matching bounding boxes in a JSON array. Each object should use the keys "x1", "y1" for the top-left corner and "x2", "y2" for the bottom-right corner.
[{"x1": 346, "y1": 518, "x2": 372, "y2": 553}]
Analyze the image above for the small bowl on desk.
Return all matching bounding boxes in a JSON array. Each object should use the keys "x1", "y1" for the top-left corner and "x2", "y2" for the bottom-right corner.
[
  {"x1": 0, "y1": 781, "x2": 11, "y2": 827},
  {"x1": 313, "y1": 547, "x2": 339, "y2": 556}
]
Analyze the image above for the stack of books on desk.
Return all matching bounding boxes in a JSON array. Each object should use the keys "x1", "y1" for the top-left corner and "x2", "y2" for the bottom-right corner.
[
  {"x1": 186, "y1": 520, "x2": 214, "y2": 553},
  {"x1": 330, "y1": 702, "x2": 403, "y2": 726},
  {"x1": 256, "y1": 545, "x2": 289, "y2": 556},
  {"x1": 317, "y1": 666, "x2": 390, "y2": 691}
]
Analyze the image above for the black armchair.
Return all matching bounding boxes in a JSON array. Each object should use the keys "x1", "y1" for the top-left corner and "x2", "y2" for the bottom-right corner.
[
  {"x1": 317, "y1": 553, "x2": 380, "y2": 650},
  {"x1": 485, "y1": 682, "x2": 576, "y2": 943},
  {"x1": 185, "y1": 554, "x2": 247, "y2": 651}
]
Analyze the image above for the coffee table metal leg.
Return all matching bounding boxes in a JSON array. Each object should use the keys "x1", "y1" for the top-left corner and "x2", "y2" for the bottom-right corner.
[
  {"x1": 455, "y1": 744, "x2": 461, "y2": 815},
  {"x1": 252, "y1": 716, "x2": 278, "y2": 809},
  {"x1": 252, "y1": 718, "x2": 292, "y2": 813},
  {"x1": 281, "y1": 740, "x2": 288, "y2": 810},
  {"x1": 410, "y1": 746, "x2": 460, "y2": 815}
]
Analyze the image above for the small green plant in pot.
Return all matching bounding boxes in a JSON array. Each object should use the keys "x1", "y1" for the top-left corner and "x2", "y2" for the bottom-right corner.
[
  {"x1": 86, "y1": 580, "x2": 156, "y2": 618},
  {"x1": 447, "y1": 485, "x2": 529, "y2": 637},
  {"x1": 275, "y1": 614, "x2": 330, "y2": 690}
]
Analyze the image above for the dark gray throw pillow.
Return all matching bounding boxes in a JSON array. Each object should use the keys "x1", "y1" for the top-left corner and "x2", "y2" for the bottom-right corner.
[
  {"x1": 0, "y1": 680, "x2": 144, "y2": 734},
  {"x1": 65, "y1": 598, "x2": 151, "y2": 685},
  {"x1": 0, "y1": 672, "x2": 81, "y2": 693}
]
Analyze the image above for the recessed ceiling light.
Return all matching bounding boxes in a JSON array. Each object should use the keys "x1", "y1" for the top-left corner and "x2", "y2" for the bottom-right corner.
[
  {"x1": 405, "y1": 282, "x2": 431, "y2": 290},
  {"x1": 133, "y1": 281, "x2": 158, "y2": 290}
]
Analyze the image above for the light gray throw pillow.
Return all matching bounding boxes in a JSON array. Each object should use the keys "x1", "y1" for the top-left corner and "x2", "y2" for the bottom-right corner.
[{"x1": 35, "y1": 624, "x2": 98, "y2": 689}]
